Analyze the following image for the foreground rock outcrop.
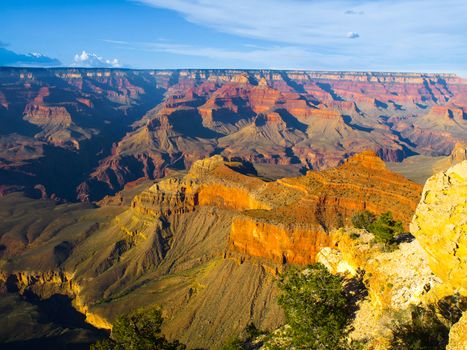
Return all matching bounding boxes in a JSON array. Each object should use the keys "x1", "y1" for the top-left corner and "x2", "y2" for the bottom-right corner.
[
  {"x1": 410, "y1": 161, "x2": 467, "y2": 350},
  {"x1": 318, "y1": 230, "x2": 442, "y2": 349},
  {"x1": 317, "y1": 161, "x2": 467, "y2": 349},
  {"x1": 410, "y1": 161, "x2": 467, "y2": 294}
]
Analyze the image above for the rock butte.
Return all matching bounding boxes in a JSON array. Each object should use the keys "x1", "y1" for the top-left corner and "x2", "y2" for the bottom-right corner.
[{"x1": 132, "y1": 151, "x2": 421, "y2": 264}]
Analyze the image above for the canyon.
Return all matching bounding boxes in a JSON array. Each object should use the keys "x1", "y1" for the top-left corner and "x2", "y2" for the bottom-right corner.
[
  {"x1": 0, "y1": 68, "x2": 465, "y2": 201},
  {"x1": 0, "y1": 68, "x2": 466, "y2": 349},
  {"x1": 0, "y1": 152, "x2": 423, "y2": 348}
]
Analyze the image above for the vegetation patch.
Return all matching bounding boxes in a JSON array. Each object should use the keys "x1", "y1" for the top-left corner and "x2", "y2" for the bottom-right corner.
[
  {"x1": 351, "y1": 210, "x2": 404, "y2": 247},
  {"x1": 91, "y1": 306, "x2": 185, "y2": 350},
  {"x1": 276, "y1": 263, "x2": 352, "y2": 350}
]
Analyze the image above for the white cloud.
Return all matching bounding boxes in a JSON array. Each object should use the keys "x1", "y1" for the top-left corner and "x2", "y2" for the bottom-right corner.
[
  {"x1": 134, "y1": 0, "x2": 467, "y2": 73},
  {"x1": 346, "y1": 32, "x2": 360, "y2": 39},
  {"x1": 73, "y1": 50, "x2": 121, "y2": 68},
  {"x1": 344, "y1": 10, "x2": 364, "y2": 15}
]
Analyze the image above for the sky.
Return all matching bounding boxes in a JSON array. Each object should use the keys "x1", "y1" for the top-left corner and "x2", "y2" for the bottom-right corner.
[{"x1": 0, "y1": 0, "x2": 466, "y2": 75}]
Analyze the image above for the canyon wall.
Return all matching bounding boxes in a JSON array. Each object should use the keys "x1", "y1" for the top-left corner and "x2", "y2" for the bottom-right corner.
[{"x1": 1, "y1": 68, "x2": 465, "y2": 201}]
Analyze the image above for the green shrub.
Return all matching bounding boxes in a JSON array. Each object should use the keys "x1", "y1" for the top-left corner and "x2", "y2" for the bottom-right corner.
[
  {"x1": 351, "y1": 210, "x2": 376, "y2": 230},
  {"x1": 351, "y1": 211, "x2": 404, "y2": 246},
  {"x1": 277, "y1": 263, "x2": 350, "y2": 349},
  {"x1": 91, "y1": 306, "x2": 185, "y2": 350},
  {"x1": 91, "y1": 339, "x2": 118, "y2": 350},
  {"x1": 220, "y1": 323, "x2": 266, "y2": 350},
  {"x1": 221, "y1": 337, "x2": 246, "y2": 350},
  {"x1": 368, "y1": 212, "x2": 403, "y2": 245},
  {"x1": 245, "y1": 322, "x2": 262, "y2": 340}
]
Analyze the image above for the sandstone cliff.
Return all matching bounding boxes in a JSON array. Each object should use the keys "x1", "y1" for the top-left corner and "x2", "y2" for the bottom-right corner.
[
  {"x1": 410, "y1": 161, "x2": 467, "y2": 295},
  {"x1": 410, "y1": 161, "x2": 467, "y2": 350}
]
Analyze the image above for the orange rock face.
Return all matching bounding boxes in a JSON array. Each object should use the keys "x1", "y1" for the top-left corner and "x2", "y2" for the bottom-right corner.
[
  {"x1": 230, "y1": 217, "x2": 330, "y2": 264},
  {"x1": 130, "y1": 152, "x2": 422, "y2": 265},
  {"x1": 227, "y1": 151, "x2": 421, "y2": 263},
  {"x1": 198, "y1": 184, "x2": 270, "y2": 211}
]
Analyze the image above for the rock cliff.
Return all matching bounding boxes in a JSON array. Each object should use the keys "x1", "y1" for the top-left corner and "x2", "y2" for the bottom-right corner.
[
  {"x1": 317, "y1": 161, "x2": 467, "y2": 349},
  {"x1": 410, "y1": 161, "x2": 467, "y2": 350},
  {"x1": 1, "y1": 68, "x2": 465, "y2": 201},
  {"x1": 410, "y1": 161, "x2": 467, "y2": 295}
]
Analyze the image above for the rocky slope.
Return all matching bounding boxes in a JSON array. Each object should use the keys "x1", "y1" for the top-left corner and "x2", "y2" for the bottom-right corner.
[
  {"x1": 317, "y1": 160, "x2": 467, "y2": 349},
  {"x1": 1, "y1": 68, "x2": 465, "y2": 201},
  {"x1": 0, "y1": 152, "x2": 422, "y2": 348}
]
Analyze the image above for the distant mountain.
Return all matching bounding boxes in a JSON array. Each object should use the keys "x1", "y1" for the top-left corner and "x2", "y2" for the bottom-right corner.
[
  {"x1": 0, "y1": 48, "x2": 61, "y2": 67},
  {"x1": 0, "y1": 68, "x2": 465, "y2": 201}
]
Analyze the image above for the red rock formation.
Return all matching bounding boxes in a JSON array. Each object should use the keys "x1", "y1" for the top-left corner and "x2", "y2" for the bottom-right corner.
[
  {"x1": 23, "y1": 104, "x2": 72, "y2": 127},
  {"x1": 429, "y1": 105, "x2": 464, "y2": 122},
  {"x1": 129, "y1": 153, "x2": 421, "y2": 265},
  {"x1": 230, "y1": 217, "x2": 330, "y2": 264},
  {"x1": 0, "y1": 68, "x2": 465, "y2": 201}
]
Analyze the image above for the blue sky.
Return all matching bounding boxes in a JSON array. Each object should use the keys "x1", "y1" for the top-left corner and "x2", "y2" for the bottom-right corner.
[{"x1": 0, "y1": 0, "x2": 466, "y2": 75}]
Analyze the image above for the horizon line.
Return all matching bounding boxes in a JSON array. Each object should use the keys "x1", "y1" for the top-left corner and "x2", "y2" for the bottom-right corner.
[{"x1": 0, "y1": 66, "x2": 463, "y2": 78}]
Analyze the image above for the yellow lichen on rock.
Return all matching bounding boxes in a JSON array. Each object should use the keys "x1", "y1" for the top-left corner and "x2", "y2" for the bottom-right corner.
[
  {"x1": 447, "y1": 313, "x2": 467, "y2": 350},
  {"x1": 410, "y1": 161, "x2": 467, "y2": 295}
]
